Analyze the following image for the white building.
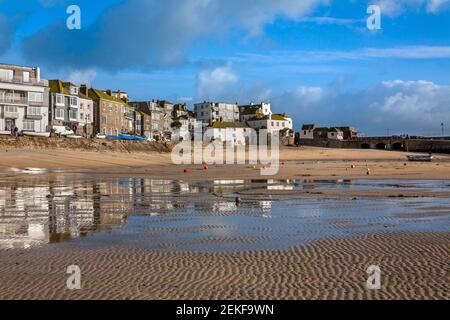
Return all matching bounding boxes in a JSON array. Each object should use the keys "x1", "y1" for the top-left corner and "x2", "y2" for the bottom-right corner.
[
  {"x1": 204, "y1": 122, "x2": 249, "y2": 145},
  {"x1": 194, "y1": 102, "x2": 239, "y2": 125},
  {"x1": 328, "y1": 128, "x2": 344, "y2": 140},
  {"x1": 172, "y1": 115, "x2": 197, "y2": 142},
  {"x1": 239, "y1": 102, "x2": 272, "y2": 122},
  {"x1": 0, "y1": 64, "x2": 49, "y2": 135},
  {"x1": 77, "y1": 93, "x2": 94, "y2": 137},
  {"x1": 247, "y1": 114, "x2": 293, "y2": 134},
  {"x1": 300, "y1": 124, "x2": 316, "y2": 139}
]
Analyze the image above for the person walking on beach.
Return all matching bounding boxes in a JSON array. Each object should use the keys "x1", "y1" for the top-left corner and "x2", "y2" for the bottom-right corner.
[{"x1": 13, "y1": 125, "x2": 19, "y2": 137}]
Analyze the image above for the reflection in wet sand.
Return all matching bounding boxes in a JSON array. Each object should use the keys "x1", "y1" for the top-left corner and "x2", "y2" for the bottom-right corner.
[{"x1": 0, "y1": 178, "x2": 449, "y2": 251}]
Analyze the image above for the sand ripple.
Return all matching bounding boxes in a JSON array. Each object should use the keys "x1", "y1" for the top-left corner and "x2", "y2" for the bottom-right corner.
[{"x1": 0, "y1": 232, "x2": 448, "y2": 300}]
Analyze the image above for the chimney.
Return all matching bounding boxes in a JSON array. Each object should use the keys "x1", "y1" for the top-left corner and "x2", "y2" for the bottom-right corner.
[
  {"x1": 35, "y1": 67, "x2": 41, "y2": 83},
  {"x1": 80, "y1": 84, "x2": 89, "y2": 96}
]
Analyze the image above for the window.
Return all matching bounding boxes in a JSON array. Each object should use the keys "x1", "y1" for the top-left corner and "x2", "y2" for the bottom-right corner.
[
  {"x1": 23, "y1": 120, "x2": 35, "y2": 131},
  {"x1": 69, "y1": 109, "x2": 77, "y2": 120},
  {"x1": 5, "y1": 105, "x2": 17, "y2": 113},
  {"x1": 0, "y1": 69, "x2": 13, "y2": 81},
  {"x1": 70, "y1": 97, "x2": 78, "y2": 107},
  {"x1": 28, "y1": 107, "x2": 41, "y2": 116},
  {"x1": 101, "y1": 116, "x2": 107, "y2": 124},
  {"x1": 23, "y1": 72, "x2": 30, "y2": 82},
  {"x1": 29, "y1": 92, "x2": 43, "y2": 103},
  {"x1": 80, "y1": 113, "x2": 84, "y2": 120},
  {"x1": 56, "y1": 94, "x2": 64, "y2": 106},
  {"x1": 55, "y1": 108, "x2": 64, "y2": 119},
  {"x1": 80, "y1": 103, "x2": 84, "y2": 110}
]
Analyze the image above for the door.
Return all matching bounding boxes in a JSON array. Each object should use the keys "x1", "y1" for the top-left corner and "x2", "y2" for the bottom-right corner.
[{"x1": 5, "y1": 119, "x2": 15, "y2": 131}]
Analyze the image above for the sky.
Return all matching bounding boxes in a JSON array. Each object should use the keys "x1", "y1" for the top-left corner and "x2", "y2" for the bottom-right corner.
[{"x1": 0, "y1": 0, "x2": 449, "y2": 136}]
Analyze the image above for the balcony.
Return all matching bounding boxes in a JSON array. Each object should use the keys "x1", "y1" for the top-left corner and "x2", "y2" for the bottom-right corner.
[
  {"x1": 0, "y1": 76, "x2": 48, "y2": 86},
  {"x1": 0, "y1": 96, "x2": 28, "y2": 105}
]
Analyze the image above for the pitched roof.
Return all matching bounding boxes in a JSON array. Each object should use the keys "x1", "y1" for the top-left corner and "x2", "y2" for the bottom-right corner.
[
  {"x1": 302, "y1": 124, "x2": 316, "y2": 130},
  {"x1": 271, "y1": 114, "x2": 290, "y2": 121},
  {"x1": 49, "y1": 80, "x2": 92, "y2": 100},
  {"x1": 48, "y1": 80, "x2": 70, "y2": 95},
  {"x1": 89, "y1": 88, "x2": 129, "y2": 107},
  {"x1": 211, "y1": 122, "x2": 247, "y2": 129}
]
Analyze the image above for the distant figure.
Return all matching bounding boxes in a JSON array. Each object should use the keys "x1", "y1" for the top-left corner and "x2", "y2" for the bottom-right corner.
[{"x1": 13, "y1": 126, "x2": 19, "y2": 137}]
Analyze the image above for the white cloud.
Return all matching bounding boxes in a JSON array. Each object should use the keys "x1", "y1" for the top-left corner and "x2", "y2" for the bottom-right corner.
[
  {"x1": 374, "y1": 0, "x2": 450, "y2": 16},
  {"x1": 197, "y1": 63, "x2": 238, "y2": 99},
  {"x1": 270, "y1": 80, "x2": 450, "y2": 136},
  {"x1": 67, "y1": 68, "x2": 97, "y2": 86}
]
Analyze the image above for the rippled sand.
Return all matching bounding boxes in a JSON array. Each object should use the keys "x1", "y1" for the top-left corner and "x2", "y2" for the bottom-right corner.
[{"x1": 0, "y1": 232, "x2": 448, "y2": 300}]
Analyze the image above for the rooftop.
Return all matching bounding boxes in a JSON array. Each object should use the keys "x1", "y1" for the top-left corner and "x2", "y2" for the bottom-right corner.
[{"x1": 211, "y1": 121, "x2": 247, "y2": 129}]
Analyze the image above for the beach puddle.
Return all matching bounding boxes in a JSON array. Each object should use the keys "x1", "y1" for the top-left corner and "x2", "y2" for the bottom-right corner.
[{"x1": 0, "y1": 178, "x2": 449, "y2": 251}]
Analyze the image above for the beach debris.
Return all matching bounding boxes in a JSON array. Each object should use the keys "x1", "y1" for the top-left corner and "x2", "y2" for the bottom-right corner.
[
  {"x1": 183, "y1": 169, "x2": 188, "y2": 173},
  {"x1": 351, "y1": 165, "x2": 356, "y2": 169},
  {"x1": 366, "y1": 168, "x2": 371, "y2": 175},
  {"x1": 235, "y1": 197, "x2": 241, "y2": 205},
  {"x1": 203, "y1": 165, "x2": 209, "y2": 171}
]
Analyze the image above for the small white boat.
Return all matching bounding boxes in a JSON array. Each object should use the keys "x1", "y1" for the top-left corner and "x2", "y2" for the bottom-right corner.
[
  {"x1": 22, "y1": 131, "x2": 51, "y2": 138},
  {"x1": 95, "y1": 134, "x2": 107, "y2": 139},
  {"x1": 66, "y1": 135, "x2": 83, "y2": 139},
  {"x1": 407, "y1": 155, "x2": 433, "y2": 162}
]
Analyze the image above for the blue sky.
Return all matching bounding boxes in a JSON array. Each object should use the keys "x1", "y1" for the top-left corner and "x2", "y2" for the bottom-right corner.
[{"x1": 1, "y1": 0, "x2": 449, "y2": 135}]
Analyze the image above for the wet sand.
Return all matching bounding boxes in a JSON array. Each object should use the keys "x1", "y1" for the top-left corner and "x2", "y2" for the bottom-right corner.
[
  {"x1": 0, "y1": 146, "x2": 449, "y2": 182},
  {"x1": 0, "y1": 232, "x2": 448, "y2": 300},
  {"x1": 0, "y1": 146, "x2": 449, "y2": 300}
]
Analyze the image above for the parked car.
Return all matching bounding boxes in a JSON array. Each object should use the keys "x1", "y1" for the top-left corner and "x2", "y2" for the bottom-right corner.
[{"x1": 52, "y1": 126, "x2": 75, "y2": 136}]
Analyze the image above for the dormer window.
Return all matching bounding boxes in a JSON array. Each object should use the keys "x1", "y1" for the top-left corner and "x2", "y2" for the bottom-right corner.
[{"x1": 70, "y1": 87, "x2": 79, "y2": 95}]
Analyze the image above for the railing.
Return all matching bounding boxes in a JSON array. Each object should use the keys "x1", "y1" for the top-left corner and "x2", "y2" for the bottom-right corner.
[
  {"x1": 0, "y1": 97, "x2": 28, "y2": 105},
  {"x1": 0, "y1": 76, "x2": 48, "y2": 86}
]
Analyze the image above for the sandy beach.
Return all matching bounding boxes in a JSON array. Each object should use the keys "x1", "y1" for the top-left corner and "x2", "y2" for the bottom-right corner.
[
  {"x1": 0, "y1": 144, "x2": 449, "y2": 181},
  {"x1": 0, "y1": 233, "x2": 448, "y2": 300},
  {"x1": 0, "y1": 143, "x2": 449, "y2": 300}
]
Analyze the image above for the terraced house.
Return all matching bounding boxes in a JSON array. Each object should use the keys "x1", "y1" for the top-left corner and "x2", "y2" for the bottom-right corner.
[
  {"x1": 48, "y1": 80, "x2": 94, "y2": 136},
  {"x1": 129, "y1": 101, "x2": 165, "y2": 140},
  {"x1": 85, "y1": 86, "x2": 134, "y2": 136},
  {"x1": 0, "y1": 64, "x2": 49, "y2": 134}
]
